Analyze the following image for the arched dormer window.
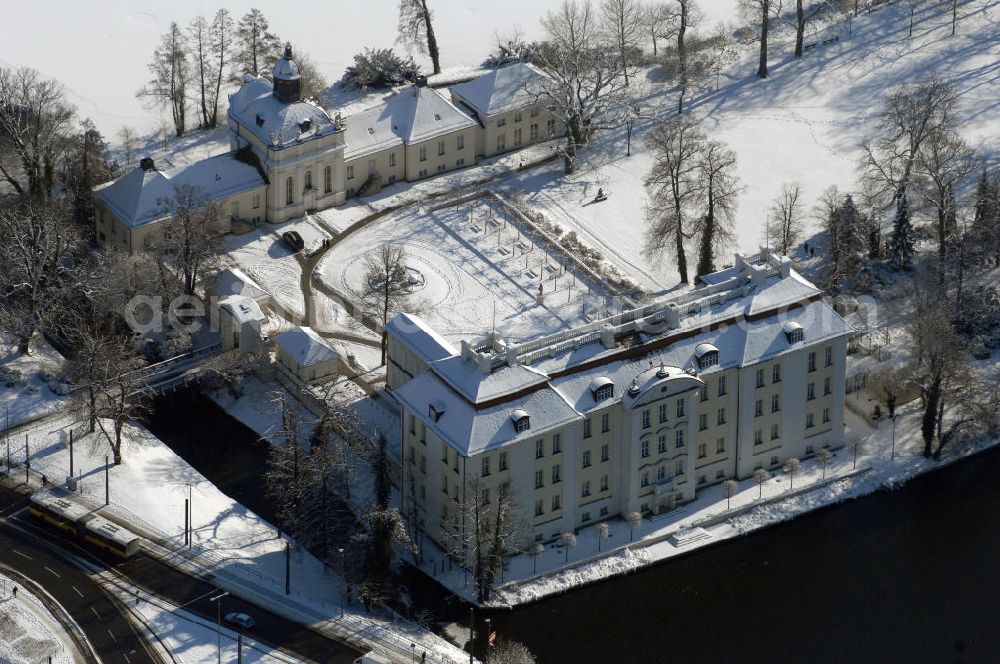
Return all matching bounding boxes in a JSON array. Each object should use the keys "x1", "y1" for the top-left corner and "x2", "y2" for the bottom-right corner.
[
  {"x1": 695, "y1": 343, "x2": 720, "y2": 370},
  {"x1": 783, "y1": 321, "x2": 804, "y2": 344},
  {"x1": 511, "y1": 409, "x2": 530, "y2": 433},
  {"x1": 589, "y1": 376, "x2": 614, "y2": 402}
]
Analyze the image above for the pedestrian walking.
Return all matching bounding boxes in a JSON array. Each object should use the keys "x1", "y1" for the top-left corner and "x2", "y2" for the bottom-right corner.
[{"x1": 12, "y1": 586, "x2": 17, "y2": 598}]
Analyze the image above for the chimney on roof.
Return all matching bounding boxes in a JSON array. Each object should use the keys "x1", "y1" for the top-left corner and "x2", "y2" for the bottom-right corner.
[
  {"x1": 139, "y1": 157, "x2": 155, "y2": 172},
  {"x1": 600, "y1": 324, "x2": 615, "y2": 349},
  {"x1": 665, "y1": 303, "x2": 680, "y2": 328},
  {"x1": 779, "y1": 256, "x2": 791, "y2": 278}
]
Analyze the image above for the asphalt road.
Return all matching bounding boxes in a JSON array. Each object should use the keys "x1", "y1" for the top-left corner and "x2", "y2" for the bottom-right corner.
[
  {"x1": 0, "y1": 491, "x2": 157, "y2": 664},
  {"x1": 0, "y1": 480, "x2": 362, "y2": 664}
]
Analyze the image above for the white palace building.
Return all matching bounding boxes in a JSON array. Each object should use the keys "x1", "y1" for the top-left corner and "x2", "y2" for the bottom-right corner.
[
  {"x1": 93, "y1": 44, "x2": 560, "y2": 253},
  {"x1": 386, "y1": 249, "x2": 854, "y2": 549}
]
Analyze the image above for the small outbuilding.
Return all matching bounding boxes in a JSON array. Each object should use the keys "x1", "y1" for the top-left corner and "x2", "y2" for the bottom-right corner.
[{"x1": 274, "y1": 326, "x2": 340, "y2": 384}]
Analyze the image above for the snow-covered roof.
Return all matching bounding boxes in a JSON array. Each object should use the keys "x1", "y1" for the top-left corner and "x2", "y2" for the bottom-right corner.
[
  {"x1": 273, "y1": 52, "x2": 300, "y2": 81},
  {"x1": 450, "y1": 62, "x2": 553, "y2": 117},
  {"x1": 219, "y1": 295, "x2": 265, "y2": 324},
  {"x1": 228, "y1": 75, "x2": 338, "y2": 149},
  {"x1": 274, "y1": 326, "x2": 339, "y2": 367},
  {"x1": 394, "y1": 372, "x2": 581, "y2": 456},
  {"x1": 96, "y1": 153, "x2": 265, "y2": 229},
  {"x1": 428, "y1": 355, "x2": 548, "y2": 404},
  {"x1": 386, "y1": 313, "x2": 456, "y2": 364},
  {"x1": 216, "y1": 267, "x2": 270, "y2": 304},
  {"x1": 344, "y1": 85, "x2": 477, "y2": 160}
]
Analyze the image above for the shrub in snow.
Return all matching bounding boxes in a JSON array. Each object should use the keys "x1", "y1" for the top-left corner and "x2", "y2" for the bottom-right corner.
[
  {"x1": 341, "y1": 48, "x2": 420, "y2": 90},
  {"x1": 969, "y1": 336, "x2": 991, "y2": 360},
  {"x1": 955, "y1": 286, "x2": 1000, "y2": 344},
  {"x1": 0, "y1": 366, "x2": 24, "y2": 388}
]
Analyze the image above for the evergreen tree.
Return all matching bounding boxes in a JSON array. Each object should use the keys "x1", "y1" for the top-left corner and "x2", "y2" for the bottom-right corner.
[
  {"x1": 888, "y1": 194, "x2": 915, "y2": 269},
  {"x1": 65, "y1": 119, "x2": 116, "y2": 229},
  {"x1": 233, "y1": 9, "x2": 281, "y2": 80}
]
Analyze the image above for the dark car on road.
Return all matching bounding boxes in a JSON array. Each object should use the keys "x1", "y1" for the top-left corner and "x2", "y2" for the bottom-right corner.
[
  {"x1": 281, "y1": 230, "x2": 304, "y2": 252},
  {"x1": 224, "y1": 612, "x2": 255, "y2": 629}
]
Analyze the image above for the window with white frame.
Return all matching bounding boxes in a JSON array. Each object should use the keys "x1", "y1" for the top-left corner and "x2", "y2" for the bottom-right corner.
[
  {"x1": 717, "y1": 407, "x2": 726, "y2": 425},
  {"x1": 419, "y1": 146, "x2": 427, "y2": 162},
  {"x1": 675, "y1": 429, "x2": 685, "y2": 448},
  {"x1": 601, "y1": 444, "x2": 609, "y2": 462},
  {"x1": 535, "y1": 470, "x2": 544, "y2": 489},
  {"x1": 641, "y1": 440, "x2": 649, "y2": 458},
  {"x1": 699, "y1": 413, "x2": 708, "y2": 431},
  {"x1": 825, "y1": 346, "x2": 833, "y2": 367},
  {"x1": 716, "y1": 437, "x2": 725, "y2": 453},
  {"x1": 583, "y1": 450, "x2": 591, "y2": 467}
]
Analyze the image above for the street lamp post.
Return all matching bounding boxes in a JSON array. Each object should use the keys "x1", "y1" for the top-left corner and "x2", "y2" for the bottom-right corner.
[
  {"x1": 338, "y1": 547, "x2": 346, "y2": 618},
  {"x1": 891, "y1": 414, "x2": 898, "y2": 461},
  {"x1": 208, "y1": 591, "x2": 229, "y2": 664}
]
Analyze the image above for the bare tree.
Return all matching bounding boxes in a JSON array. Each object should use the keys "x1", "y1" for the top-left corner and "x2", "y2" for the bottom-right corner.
[
  {"x1": 0, "y1": 204, "x2": 81, "y2": 354},
  {"x1": 849, "y1": 437, "x2": 863, "y2": 469},
  {"x1": 816, "y1": 447, "x2": 833, "y2": 479},
  {"x1": 208, "y1": 9, "x2": 234, "y2": 126},
  {"x1": 739, "y1": 0, "x2": 783, "y2": 78},
  {"x1": 188, "y1": 16, "x2": 213, "y2": 129},
  {"x1": 92, "y1": 344, "x2": 149, "y2": 466},
  {"x1": 531, "y1": 542, "x2": 545, "y2": 574},
  {"x1": 644, "y1": 2, "x2": 675, "y2": 56},
  {"x1": 138, "y1": 22, "x2": 190, "y2": 137},
  {"x1": 767, "y1": 182, "x2": 804, "y2": 255},
  {"x1": 908, "y1": 288, "x2": 969, "y2": 459},
  {"x1": 600, "y1": 0, "x2": 644, "y2": 86},
  {"x1": 723, "y1": 479, "x2": 738, "y2": 510},
  {"x1": 754, "y1": 468, "x2": 769, "y2": 499},
  {"x1": 913, "y1": 128, "x2": 976, "y2": 279},
  {"x1": 785, "y1": 457, "x2": 800, "y2": 489},
  {"x1": 673, "y1": 0, "x2": 699, "y2": 113},
  {"x1": 485, "y1": 640, "x2": 538, "y2": 664},
  {"x1": 0, "y1": 67, "x2": 76, "y2": 200},
  {"x1": 233, "y1": 9, "x2": 281, "y2": 80},
  {"x1": 157, "y1": 185, "x2": 225, "y2": 296},
  {"x1": 361, "y1": 243, "x2": 411, "y2": 365},
  {"x1": 694, "y1": 138, "x2": 739, "y2": 277},
  {"x1": 560, "y1": 531, "x2": 577, "y2": 562},
  {"x1": 117, "y1": 126, "x2": 136, "y2": 167},
  {"x1": 596, "y1": 521, "x2": 610, "y2": 551},
  {"x1": 449, "y1": 476, "x2": 523, "y2": 602},
  {"x1": 537, "y1": 0, "x2": 629, "y2": 173},
  {"x1": 293, "y1": 51, "x2": 329, "y2": 102},
  {"x1": 793, "y1": 0, "x2": 827, "y2": 58},
  {"x1": 398, "y1": 0, "x2": 441, "y2": 74},
  {"x1": 644, "y1": 115, "x2": 705, "y2": 284},
  {"x1": 624, "y1": 510, "x2": 641, "y2": 541},
  {"x1": 859, "y1": 77, "x2": 959, "y2": 209}
]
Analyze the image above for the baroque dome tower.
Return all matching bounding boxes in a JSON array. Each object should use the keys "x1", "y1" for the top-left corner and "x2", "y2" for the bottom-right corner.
[{"x1": 272, "y1": 42, "x2": 301, "y2": 103}]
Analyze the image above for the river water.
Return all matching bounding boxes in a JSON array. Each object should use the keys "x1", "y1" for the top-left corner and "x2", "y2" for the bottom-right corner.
[{"x1": 487, "y1": 445, "x2": 1000, "y2": 664}]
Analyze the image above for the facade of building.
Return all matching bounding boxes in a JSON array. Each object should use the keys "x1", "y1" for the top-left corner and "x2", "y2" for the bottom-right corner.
[
  {"x1": 389, "y1": 250, "x2": 854, "y2": 554},
  {"x1": 274, "y1": 325, "x2": 340, "y2": 384},
  {"x1": 450, "y1": 63, "x2": 562, "y2": 158},
  {"x1": 94, "y1": 49, "x2": 561, "y2": 253}
]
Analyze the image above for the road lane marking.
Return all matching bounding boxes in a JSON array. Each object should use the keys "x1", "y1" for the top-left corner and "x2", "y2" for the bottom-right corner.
[
  {"x1": 73, "y1": 586, "x2": 84, "y2": 598},
  {"x1": 91, "y1": 607, "x2": 100, "y2": 619},
  {"x1": 107, "y1": 629, "x2": 116, "y2": 643},
  {"x1": 124, "y1": 655, "x2": 131, "y2": 663},
  {"x1": 44, "y1": 566, "x2": 60, "y2": 578},
  {"x1": 12, "y1": 549, "x2": 31, "y2": 560}
]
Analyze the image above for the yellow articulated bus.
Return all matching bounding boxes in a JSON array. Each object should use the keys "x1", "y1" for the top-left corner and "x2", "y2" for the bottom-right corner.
[{"x1": 29, "y1": 492, "x2": 142, "y2": 559}]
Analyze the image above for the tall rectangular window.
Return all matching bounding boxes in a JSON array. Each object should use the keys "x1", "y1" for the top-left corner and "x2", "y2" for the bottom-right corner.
[
  {"x1": 601, "y1": 444, "x2": 609, "y2": 462},
  {"x1": 772, "y1": 364, "x2": 782, "y2": 383},
  {"x1": 755, "y1": 400, "x2": 763, "y2": 417},
  {"x1": 323, "y1": 165, "x2": 331, "y2": 193},
  {"x1": 659, "y1": 403, "x2": 668, "y2": 423},
  {"x1": 771, "y1": 394, "x2": 781, "y2": 413},
  {"x1": 601, "y1": 413, "x2": 610, "y2": 433},
  {"x1": 716, "y1": 437, "x2": 725, "y2": 453},
  {"x1": 304, "y1": 170, "x2": 312, "y2": 190},
  {"x1": 583, "y1": 418, "x2": 592, "y2": 438},
  {"x1": 536, "y1": 439, "x2": 544, "y2": 459},
  {"x1": 771, "y1": 424, "x2": 780, "y2": 440},
  {"x1": 552, "y1": 495, "x2": 561, "y2": 511},
  {"x1": 535, "y1": 470, "x2": 544, "y2": 489},
  {"x1": 582, "y1": 481, "x2": 591, "y2": 497},
  {"x1": 825, "y1": 346, "x2": 833, "y2": 367},
  {"x1": 285, "y1": 177, "x2": 293, "y2": 205},
  {"x1": 583, "y1": 450, "x2": 591, "y2": 467},
  {"x1": 718, "y1": 375, "x2": 727, "y2": 396},
  {"x1": 457, "y1": 135, "x2": 464, "y2": 150},
  {"x1": 642, "y1": 410, "x2": 650, "y2": 429},
  {"x1": 530, "y1": 123, "x2": 539, "y2": 140},
  {"x1": 346, "y1": 165, "x2": 354, "y2": 180},
  {"x1": 482, "y1": 456, "x2": 491, "y2": 476},
  {"x1": 807, "y1": 383, "x2": 815, "y2": 400},
  {"x1": 698, "y1": 443, "x2": 707, "y2": 458},
  {"x1": 756, "y1": 368, "x2": 765, "y2": 388},
  {"x1": 675, "y1": 430, "x2": 685, "y2": 448},
  {"x1": 419, "y1": 146, "x2": 427, "y2": 162},
  {"x1": 676, "y1": 400, "x2": 685, "y2": 418},
  {"x1": 438, "y1": 140, "x2": 445, "y2": 156},
  {"x1": 499, "y1": 451, "x2": 508, "y2": 471},
  {"x1": 496, "y1": 135, "x2": 506, "y2": 152},
  {"x1": 552, "y1": 464, "x2": 561, "y2": 483},
  {"x1": 717, "y1": 407, "x2": 726, "y2": 425},
  {"x1": 641, "y1": 441, "x2": 649, "y2": 458},
  {"x1": 552, "y1": 434, "x2": 562, "y2": 454},
  {"x1": 600, "y1": 474, "x2": 609, "y2": 491},
  {"x1": 808, "y1": 352, "x2": 817, "y2": 372},
  {"x1": 754, "y1": 430, "x2": 763, "y2": 445},
  {"x1": 514, "y1": 128, "x2": 522, "y2": 146},
  {"x1": 699, "y1": 413, "x2": 708, "y2": 431},
  {"x1": 389, "y1": 152, "x2": 396, "y2": 167},
  {"x1": 824, "y1": 377, "x2": 832, "y2": 395}
]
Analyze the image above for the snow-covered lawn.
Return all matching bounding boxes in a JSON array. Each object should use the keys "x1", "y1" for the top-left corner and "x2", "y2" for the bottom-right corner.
[
  {"x1": 0, "y1": 334, "x2": 71, "y2": 431},
  {"x1": 0, "y1": 573, "x2": 80, "y2": 664},
  {"x1": 495, "y1": 0, "x2": 1000, "y2": 290},
  {"x1": 319, "y1": 193, "x2": 618, "y2": 344}
]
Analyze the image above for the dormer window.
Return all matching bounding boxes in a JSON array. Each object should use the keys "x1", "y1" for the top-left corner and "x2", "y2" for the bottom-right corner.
[
  {"x1": 428, "y1": 400, "x2": 446, "y2": 422},
  {"x1": 783, "y1": 321, "x2": 804, "y2": 344},
  {"x1": 511, "y1": 409, "x2": 530, "y2": 433},
  {"x1": 589, "y1": 376, "x2": 614, "y2": 402},
  {"x1": 695, "y1": 343, "x2": 720, "y2": 370}
]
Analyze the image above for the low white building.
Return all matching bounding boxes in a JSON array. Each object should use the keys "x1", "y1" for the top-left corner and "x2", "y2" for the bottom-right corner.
[
  {"x1": 274, "y1": 326, "x2": 340, "y2": 384},
  {"x1": 390, "y1": 250, "x2": 855, "y2": 555}
]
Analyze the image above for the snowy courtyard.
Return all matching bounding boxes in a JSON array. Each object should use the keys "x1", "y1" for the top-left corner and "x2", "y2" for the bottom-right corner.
[
  {"x1": 319, "y1": 194, "x2": 622, "y2": 344},
  {"x1": 0, "y1": 573, "x2": 80, "y2": 664}
]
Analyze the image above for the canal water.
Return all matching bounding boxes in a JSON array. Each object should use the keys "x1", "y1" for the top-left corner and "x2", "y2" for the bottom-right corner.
[{"x1": 488, "y1": 444, "x2": 1000, "y2": 664}]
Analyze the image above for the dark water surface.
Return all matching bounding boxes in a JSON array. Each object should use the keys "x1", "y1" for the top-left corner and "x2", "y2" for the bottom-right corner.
[{"x1": 489, "y1": 445, "x2": 1000, "y2": 664}]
